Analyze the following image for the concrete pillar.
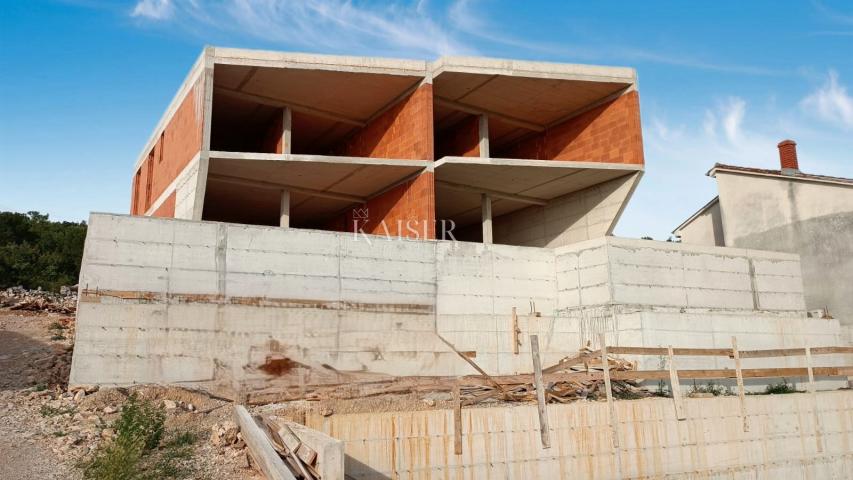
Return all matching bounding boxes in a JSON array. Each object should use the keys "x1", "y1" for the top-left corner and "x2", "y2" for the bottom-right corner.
[
  {"x1": 478, "y1": 114, "x2": 489, "y2": 158},
  {"x1": 279, "y1": 190, "x2": 290, "y2": 228},
  {"x1": 282, "y1": 106, "x2": 292, "y2": 154},
  {"x1": 482, "y1": 193, "x2": 492, "y2": 244}
]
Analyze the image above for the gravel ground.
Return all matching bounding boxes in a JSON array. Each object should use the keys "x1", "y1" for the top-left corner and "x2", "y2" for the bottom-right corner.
[{"x1": 0, "y1": 310, "x2": 260, "y2": 480}]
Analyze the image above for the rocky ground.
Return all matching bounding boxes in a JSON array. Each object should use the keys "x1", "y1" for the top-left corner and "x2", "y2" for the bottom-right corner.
[{"x1": 0, "y1": 307, "x2": 262, "y2": 480}]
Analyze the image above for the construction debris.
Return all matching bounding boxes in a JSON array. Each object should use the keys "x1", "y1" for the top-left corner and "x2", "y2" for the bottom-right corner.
[{"x1": 1, "y1": 286, "x2": 77, "y2": 314}]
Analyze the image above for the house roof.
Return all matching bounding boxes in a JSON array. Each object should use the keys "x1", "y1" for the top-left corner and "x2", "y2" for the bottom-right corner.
[
  {"x1": 707, "y1": 163, "x2": 853, "y2": 187},
  {"x1": 672, "y1": 196, "x2": 719, "y2": 234}
]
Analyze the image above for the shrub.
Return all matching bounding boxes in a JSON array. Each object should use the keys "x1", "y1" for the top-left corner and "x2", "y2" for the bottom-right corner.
[{"x1": 82, "y1": 394, "x2": 196, "y2": 480}]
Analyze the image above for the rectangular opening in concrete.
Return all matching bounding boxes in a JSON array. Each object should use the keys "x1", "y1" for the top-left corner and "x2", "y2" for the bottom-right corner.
[
  {"x1": 209, "y1": 63, "x2": 426, "y2": 157},
  {"x1": 201, "y1": 152, "x2": 432, "y2": 230},
  {"x1": 434, "y1": 157, "x2": 642, "y2": 246}
]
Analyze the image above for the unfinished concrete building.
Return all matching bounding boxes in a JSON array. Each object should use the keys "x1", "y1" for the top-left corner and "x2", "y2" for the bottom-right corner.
[{"x1": 72, "y1": 48, "x2": 853, "y2": 478}]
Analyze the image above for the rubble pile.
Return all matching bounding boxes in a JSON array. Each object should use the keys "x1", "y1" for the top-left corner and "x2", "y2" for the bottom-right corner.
[{"x1": 0, "y1": 286, "x2": 78, "y2": 314}]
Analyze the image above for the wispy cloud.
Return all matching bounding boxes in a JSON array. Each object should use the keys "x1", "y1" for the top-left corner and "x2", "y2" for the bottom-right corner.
[
  {"x1": 128, "y1": 0, "x2": 472, "y2": 57},
  {"x1": 131, "y1": 0, "x2": 174, "y2": 20},
  {"x1": 801, "y1": 70, "x2": 853, "y2": 129}
]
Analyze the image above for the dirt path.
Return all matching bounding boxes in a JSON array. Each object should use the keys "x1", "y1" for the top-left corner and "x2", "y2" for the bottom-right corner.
[{"x1": 0, "y1": 311, "x2": 81, "y2": 479}]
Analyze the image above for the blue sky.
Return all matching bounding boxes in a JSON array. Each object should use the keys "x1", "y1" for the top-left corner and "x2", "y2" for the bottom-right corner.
[{"x1": 1, "y1": 1, "x2": 851, "y2": 239}]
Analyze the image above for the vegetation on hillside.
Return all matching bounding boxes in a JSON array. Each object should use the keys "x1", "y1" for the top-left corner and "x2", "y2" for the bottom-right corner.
[{"x1": 0, "y1": 211, "x2": 87, "y2": 291}]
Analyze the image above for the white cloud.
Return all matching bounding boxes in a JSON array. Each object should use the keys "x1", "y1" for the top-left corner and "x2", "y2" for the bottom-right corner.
[
  {"x1": 801, "y1": 70, "x2": 853, "y2": 129},
  {"x1": 127, "y1": 0, "x2": 472, "y2": 57},
  {"x1": 132, "y1": 0, "x2": 173, "y2": 20}
]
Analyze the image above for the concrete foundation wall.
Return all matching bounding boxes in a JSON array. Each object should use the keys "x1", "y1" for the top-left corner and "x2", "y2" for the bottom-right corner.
[
  {"x1": 716, "y1": 172, "x2": 853, "y2": 324},
  {"x1": 306, "y1": 391, "x2": 853, "y2": 479},
  {"x1": 492, "y1": 172, "x2": 638, "y2": 248},
  {"x1": 71, "y1": 215, "x2": 848, "y2": 391}
]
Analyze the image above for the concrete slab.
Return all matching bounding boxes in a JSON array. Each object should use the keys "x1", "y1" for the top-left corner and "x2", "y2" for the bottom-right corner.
[
  {"x1": 205, "y1": 152, "x2": 430, "y2": 226},
  {"x1": 434, "y1": 156, "x2": 640, "y2": 226}
]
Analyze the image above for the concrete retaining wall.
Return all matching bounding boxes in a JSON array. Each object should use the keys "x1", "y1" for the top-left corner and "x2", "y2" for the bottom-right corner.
[
  {"x1": 71, "y1": 214, "x2": 849, "y2": 391},
  {"x1": 306, "y1": 390, "x2": 853, "y2": 479}
]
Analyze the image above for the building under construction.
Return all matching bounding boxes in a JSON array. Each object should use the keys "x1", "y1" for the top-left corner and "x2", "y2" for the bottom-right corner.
[{"x1": 71, "y1": 47, "x2": 853, "y2": 479}]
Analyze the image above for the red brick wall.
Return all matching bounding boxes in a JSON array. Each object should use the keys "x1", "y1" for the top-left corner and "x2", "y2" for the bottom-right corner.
[
  {"x1": 436, "y1": 115, "x2": 480, "y2": 159},
  {"x1": 131, "y1": 78, "x2": 205, "y2": 216},
  {"x1": 332, "y1": 84, "x2": 433, "y2": 160},
  {"x1": 151, "y1": 192, "x2": 176, "y2": 218},
  {"x1": 498, "y1": 91, "x2": 644, "y2": 165},
  {"x1": 326, "y1": 172, "x2": 435, "y2": 240},
  {"x1": 261, "y1": 110, "x2": 284, "y2": 154}
]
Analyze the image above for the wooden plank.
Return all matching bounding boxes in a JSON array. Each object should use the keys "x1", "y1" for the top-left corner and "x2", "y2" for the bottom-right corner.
[
  {"x1": 439, "y1": 335, "x2": 508, "y2": 395},
  {"x1": 737, "y1": 346, "x2": 853, "y2": 358},
  {"x1": 530, "y1": 335, "x2": 551, "y2": 449},
  {"x1": 234, "y1": 405, "x2": 297, "y2": 480},
  {"x1": 599, "y1": 333, "x2": 620, "y2": 448},
  {"x1": 296, "y1": 444, "x2": 318, "y2": 466},
  {"x1": 453, "y1": 381, "x2": 462, "y2": 455},
  {"x1": 668, "y1": 346, "x2": 686, "y2": 420},
  {"x1": 607, "y1": 346, "x2": 732, "y2": 356},
  {"x1": 511, "y1": 307, "x2": 519, "y2": 355},
  {"x1": 805, "y1": 346, "x2": 816, "y2": 393},
  {"x1": 604, "y1": 345, "x2": 853, "y2": 358},
  {"x1": 731, "y1": 336, "x2": 749, "y2": 432}
]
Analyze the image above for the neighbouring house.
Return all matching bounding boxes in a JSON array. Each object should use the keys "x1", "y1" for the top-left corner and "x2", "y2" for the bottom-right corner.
[{"x1": 673, "y1": 140, "x2": 853, "y2": 324}]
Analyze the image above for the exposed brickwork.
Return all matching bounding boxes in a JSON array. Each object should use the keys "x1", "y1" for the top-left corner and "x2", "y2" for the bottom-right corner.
[
  {"x1": 778, "y1": 139, "x2": 799, "y2": 170},
  {"x1": 131, "y1": 78, "x2": 205, "y2": 216},
  {"x1": 261, "y1": 110, "x2": 284, "y2": 154},
  {"x1": 326, "y1": 172, "x2": 435, "y2": 240},
  {"x1": 497, "y1": 91, "x2": 644, "y2": 165},
  {"x1": 435, "y1": 115, "x2": 480, "y2": 159},
  {"x1": 151, "y1": 191, "x2": 176, "y2": 218},
  {"x1": 332, "y1": 84, "x2": 434, "y2": 160}
]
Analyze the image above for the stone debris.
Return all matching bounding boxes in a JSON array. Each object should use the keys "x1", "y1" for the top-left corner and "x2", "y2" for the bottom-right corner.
[{"x1": 0, "y1": 286, "x2": 77, "y2": 314}]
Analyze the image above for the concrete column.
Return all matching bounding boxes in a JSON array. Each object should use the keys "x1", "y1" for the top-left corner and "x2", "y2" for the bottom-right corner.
[
  {"x1": 279, "y1": 190, "x2": 290, "y2": 228},
  {"x1": 478, "y1": 114, "x2": 489, "y2": 158},
  {"x1": 282, "y1": 106, "x2": 292, "y2": 154},
  {"x1": 482, "y1": 193, "x2": 493, "y2": 244}
]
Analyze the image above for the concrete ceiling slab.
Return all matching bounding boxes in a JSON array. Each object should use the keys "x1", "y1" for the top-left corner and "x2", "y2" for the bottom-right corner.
[
  {"x1": 431, "y1": 56, "x2": 635, "y2": 129},
  {"x1": 206, "y1": 152, "x2": 430, "y2": 225},
  {"x1": 214, "y1": 64, "x2": 422, "y2": 123},
  {"x1": 434, "y1": 157, "x2": 641, "y2": 227}
]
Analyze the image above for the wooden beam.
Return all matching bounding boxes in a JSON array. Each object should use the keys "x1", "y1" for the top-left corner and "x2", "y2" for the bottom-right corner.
[
  {"x1": 731, "y1": 336, "x2": 749, "y2": 432},
  {"x1": 805, "y1": 346, "x2": 816, "y2": 393},
  {"x1": 435, "y1": 179, "x2": 548, "y2": 206},
  {"x1": 453, "y1": 381, "x2": 463, "y2": 455},
  {"x1": 738, "y1": 346, "x2": 853, "y2": 358},
  {"x1": 215, "y1": 86, "x2": 367, "y2": 127},
  {"x1": 530, "y1": 335, "x2": 551, "y2": 449},
  {"x1": 208, "y1": 173, "x2": 366, "y2": 204},
  {"x1": 481, "y1": 193, "x2": 493, "y2": 245},
  {"x1": 607, "y1": 346, "x2": 733, "y2": 357},
  {"x1": 434, "y1": 96, "x2": 546, "y2": 132},
  {"x1": 234, "y1": 405, "x2": 297, "y2": 480},
  {"x1": 599, "y1": 333, "x2": 620, "y2": 448},
  {"x1": 668, "y1": 345, "x2": 686, "y2": 420},
  {"x1": 438, "y1": 335, "x2": 507, "y2": 395},
  {"x1": 511, "y1": 307, "x2": 520, "y2": 355}
]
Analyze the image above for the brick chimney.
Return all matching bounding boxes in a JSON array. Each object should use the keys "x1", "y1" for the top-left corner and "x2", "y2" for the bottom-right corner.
[{"x1": 777, "y1": 139, "x2": 799, "y2": 173}]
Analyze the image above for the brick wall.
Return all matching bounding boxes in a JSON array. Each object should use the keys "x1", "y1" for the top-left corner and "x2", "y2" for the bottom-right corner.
[
  {"x1": 326, "y1": 172, "x2": 435, "y2": 240},
  {"x1": 332, "y1": 84, "x2": 433, "y2": 160},
  {"x1": 131, "y1": 78, "x2": 205, "y2": 216},
  {"x1": 435, "y1": 114, "x2": 480, "y2": 159},
  {"x1": 151, "y1": 192, "x2": 176, "y2": 218},
  {"x1": 497, "y1": 91, "x2": 644, "y2": 165}
]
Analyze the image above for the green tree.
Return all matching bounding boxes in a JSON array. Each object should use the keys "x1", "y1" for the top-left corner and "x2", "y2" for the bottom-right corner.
[{"x1": 0, "y1": 211, "x2": 87, "y2": 291}]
